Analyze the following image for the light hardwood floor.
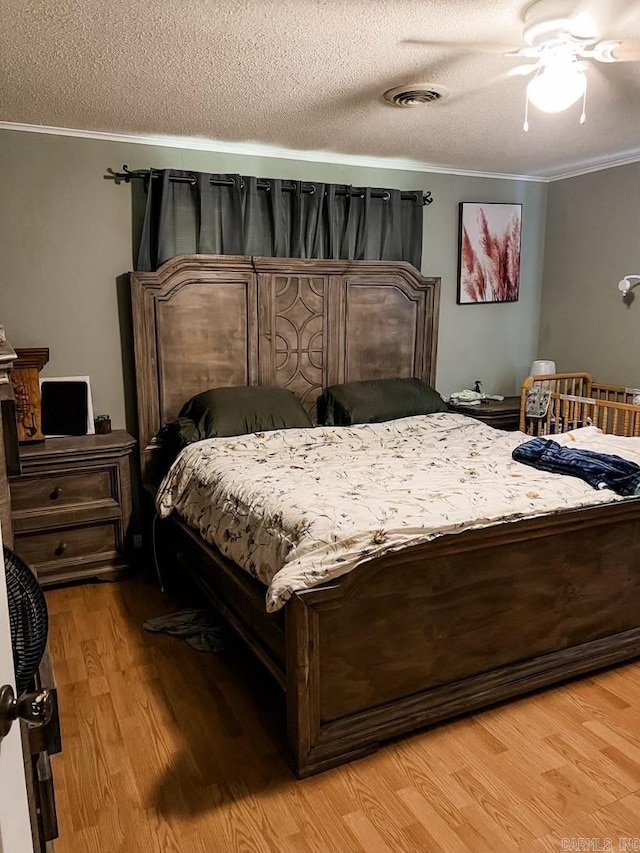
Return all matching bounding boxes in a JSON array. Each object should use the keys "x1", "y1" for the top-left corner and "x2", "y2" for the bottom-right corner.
[{"x1": 46, "y1": 577, "x2": 640, "y2": 853}]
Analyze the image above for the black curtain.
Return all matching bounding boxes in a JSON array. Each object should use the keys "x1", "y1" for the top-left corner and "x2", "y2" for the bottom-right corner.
[{"x1": 136, "y1": 170, "x2": 424, "y2": 271}]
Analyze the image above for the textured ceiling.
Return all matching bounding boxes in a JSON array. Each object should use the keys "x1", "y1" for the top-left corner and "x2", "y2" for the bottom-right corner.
[{"x1": 2, "y1": 0, "x2": 640, "y2": 177}]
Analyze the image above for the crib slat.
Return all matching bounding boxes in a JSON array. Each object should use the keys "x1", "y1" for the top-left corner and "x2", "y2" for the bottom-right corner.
[{"x1": 521, "y1": 372, "x2": 640, "y2": 438}]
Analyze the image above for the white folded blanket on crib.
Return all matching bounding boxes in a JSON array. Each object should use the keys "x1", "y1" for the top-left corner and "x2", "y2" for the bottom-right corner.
[{"x1": 548, "y1": 426, "x2": 640, "y2": 465}]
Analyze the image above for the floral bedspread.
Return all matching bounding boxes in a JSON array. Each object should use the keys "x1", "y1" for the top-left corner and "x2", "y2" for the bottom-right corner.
[{"x1": 156, "y1": 413, "x2": 622, "y2": 612}]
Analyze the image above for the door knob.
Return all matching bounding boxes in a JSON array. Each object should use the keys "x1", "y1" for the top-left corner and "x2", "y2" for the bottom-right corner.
[{"x1": 0, "y1": 685, "x2": 53, "y2": 739}]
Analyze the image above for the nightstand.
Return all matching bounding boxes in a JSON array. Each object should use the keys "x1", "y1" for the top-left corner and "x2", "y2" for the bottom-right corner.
[
  {"x1": 9, "y1": 430, "x2": 136, "y2": 586},
  {"x1": 451, "y1": 396, "x2": 522, "y2": 431}
]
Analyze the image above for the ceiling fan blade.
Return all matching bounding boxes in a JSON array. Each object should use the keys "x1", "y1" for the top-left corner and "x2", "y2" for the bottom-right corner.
[
  {"x1": 505, "y1": 46, "x2": 543, "y2": 59},
  {"x1": 401, "y1": 38, "x2": 522, "y2": 54},
  {"x1": 595, "y1": 37, "x2": 640, "y2": 61},
  {"x1": 507, "y1": 63, "x2": 540, "y2": 76},
  {"x1": 569, "y1": 0, "x2": 637, "y2": 39},
  {"x1": 442, "y1": 72, "x2": 520, "y2": 106}
]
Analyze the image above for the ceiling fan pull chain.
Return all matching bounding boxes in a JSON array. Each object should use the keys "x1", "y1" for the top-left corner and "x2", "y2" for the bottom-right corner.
[
  {"x1": 523, "y1": 90, "x2": 530, "y2": 132},
  {"x1": 580, "y1": 78, "x2": 587, "y2": 125}
]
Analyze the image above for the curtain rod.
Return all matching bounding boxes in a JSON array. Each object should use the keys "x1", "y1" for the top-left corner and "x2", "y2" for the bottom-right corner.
[{"x1": 106, "y1": 165, "x2": 434, "y2": 206}]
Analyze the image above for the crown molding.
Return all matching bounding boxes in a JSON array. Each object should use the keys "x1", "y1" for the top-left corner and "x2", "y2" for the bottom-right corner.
[
  {"x1": 0, "y1": 121, "x2": 546, "y2": 183},
  {"x1": 1, "y1": 120, "x2": 638, "y2": 184},
  {"x1": 546, "y1": 149, "x2": 640, "y2": 181}
]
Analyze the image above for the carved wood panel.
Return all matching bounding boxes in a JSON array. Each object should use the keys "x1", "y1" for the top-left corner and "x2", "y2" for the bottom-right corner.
[{"x1": 259, "y1": 274, "x2": 328, "y2": 416}]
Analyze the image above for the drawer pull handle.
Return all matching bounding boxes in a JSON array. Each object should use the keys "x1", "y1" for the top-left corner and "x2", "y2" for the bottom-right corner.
[
  {"x1": 54, "y1": 541, "x2": 68, "y2": 557},
  {"x1": 50, "y1": 487, "x2": 63, "y2": 500}
]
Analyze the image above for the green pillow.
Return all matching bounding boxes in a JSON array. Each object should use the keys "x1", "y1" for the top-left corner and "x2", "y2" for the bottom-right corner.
[
  {"x1": 317, "y1": 377, "x2": 448, "y2": 426},
  {"x1": 178, "y1": 386, "x2": 312, "y2": 438}
]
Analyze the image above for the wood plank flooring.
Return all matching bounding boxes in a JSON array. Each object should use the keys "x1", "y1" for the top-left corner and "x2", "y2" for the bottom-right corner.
[{"x1": 46, "y1": 576, "x2": 640, "y2": 853}]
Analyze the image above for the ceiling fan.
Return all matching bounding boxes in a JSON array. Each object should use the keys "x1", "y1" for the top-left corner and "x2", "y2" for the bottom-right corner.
[{"x1": 406, "y1": 0, "x2": 640, "y2": 129}]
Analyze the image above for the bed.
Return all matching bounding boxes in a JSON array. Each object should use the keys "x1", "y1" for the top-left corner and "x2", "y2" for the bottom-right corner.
[{"x1": 131, "y1": 254, "x2": 640, "y2": 778}]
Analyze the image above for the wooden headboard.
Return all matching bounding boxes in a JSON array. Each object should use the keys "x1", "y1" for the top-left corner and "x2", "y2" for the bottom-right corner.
[{"x1": 131, "y1": 254, "x2": 440, "y2": 483}]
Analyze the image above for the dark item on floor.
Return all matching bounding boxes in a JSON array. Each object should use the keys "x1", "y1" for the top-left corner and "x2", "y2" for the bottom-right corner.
[{"x1": 143, "y1": 609, "x2": 225, "y2": 652}]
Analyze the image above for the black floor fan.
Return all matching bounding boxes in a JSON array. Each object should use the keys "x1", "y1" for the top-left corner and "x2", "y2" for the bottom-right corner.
[{"x1": 4, "y1": 545, "x2": 48, "y2": 694}]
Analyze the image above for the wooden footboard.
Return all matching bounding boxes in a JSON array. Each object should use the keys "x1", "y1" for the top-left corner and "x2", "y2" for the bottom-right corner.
[
  {"x1": 285, "y1": 500, "x2": 640, "y2": 776},
  {"x1": 159, "y1": 493, "x2": 640, "y2": 778}
]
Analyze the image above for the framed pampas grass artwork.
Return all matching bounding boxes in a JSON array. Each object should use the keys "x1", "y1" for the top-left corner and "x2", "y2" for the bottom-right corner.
[{"x1": 457, "y1": 202, "x2": 522, "y2": 304}]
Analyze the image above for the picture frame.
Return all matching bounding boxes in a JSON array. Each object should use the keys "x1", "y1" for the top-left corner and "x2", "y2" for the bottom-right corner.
[
  {"x1": 39, "y1": 376, "x2": 95, "y2": 437},
  {"x1": 457, "y1": 202, "x2": 522, "y2": 304}
]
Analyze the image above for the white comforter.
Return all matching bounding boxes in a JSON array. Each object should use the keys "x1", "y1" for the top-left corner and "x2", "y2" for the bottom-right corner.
[{"x1": 156, "y1": 413, "x2": 626, "y2": 612}]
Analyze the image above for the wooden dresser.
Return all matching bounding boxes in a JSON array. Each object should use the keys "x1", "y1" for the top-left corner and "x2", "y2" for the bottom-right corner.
[{"x1": 10, "y1": 431, "x2": 136, "y2": 587}]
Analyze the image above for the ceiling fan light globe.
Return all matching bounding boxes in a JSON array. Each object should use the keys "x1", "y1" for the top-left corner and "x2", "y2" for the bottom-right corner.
[{"x1": 526, "y1": 66, "x2": 586, "y2": 112}]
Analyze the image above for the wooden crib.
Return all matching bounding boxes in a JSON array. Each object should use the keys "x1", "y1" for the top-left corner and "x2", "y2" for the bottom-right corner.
[{"x1": 519, "y1": 372, "x2": 640, "y2": 437}]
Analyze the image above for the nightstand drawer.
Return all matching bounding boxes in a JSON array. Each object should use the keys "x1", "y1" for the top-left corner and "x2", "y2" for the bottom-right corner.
[
  {"x1": 11, "y1": 468, "x2": 115, "y2": 512},
  {"x1": 14, "y1": 522, "x2": 118, "y2": 572}
]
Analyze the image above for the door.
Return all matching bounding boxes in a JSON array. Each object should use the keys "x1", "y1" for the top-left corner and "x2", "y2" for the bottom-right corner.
[{"x1": 0, "y1": 522, "x2": 33, "y2": 853}]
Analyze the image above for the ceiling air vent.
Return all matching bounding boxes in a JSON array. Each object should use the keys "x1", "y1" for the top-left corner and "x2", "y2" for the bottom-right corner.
[{"x1": 383, "y1": 84, "x2": 447, "y2": 107}]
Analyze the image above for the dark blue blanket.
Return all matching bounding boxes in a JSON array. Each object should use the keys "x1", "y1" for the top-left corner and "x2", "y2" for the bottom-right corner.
[{"x1": 512, "y1": 438, "x2": 640, "y2": 497}]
